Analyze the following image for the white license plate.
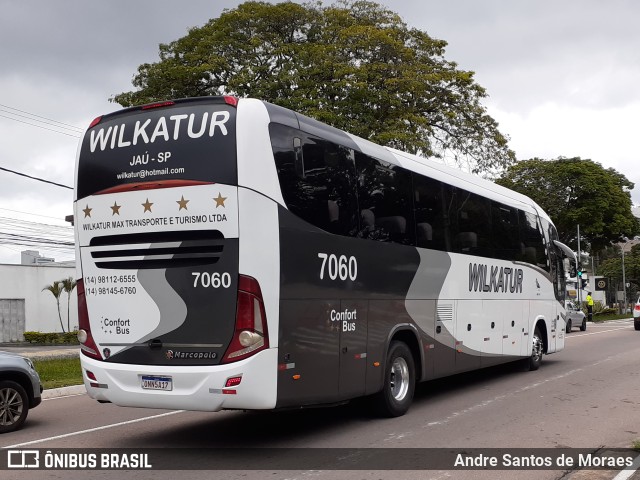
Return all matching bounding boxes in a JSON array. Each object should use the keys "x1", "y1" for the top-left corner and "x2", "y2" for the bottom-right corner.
[{"x1": 141, "y1": 375, "x2": 173, "y2": 391}]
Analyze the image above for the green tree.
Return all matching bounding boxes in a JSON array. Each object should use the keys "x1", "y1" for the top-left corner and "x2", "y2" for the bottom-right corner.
[
  {"x1": 42, "y1": 281, "x2": 65, "y2": 333},
  {"x1": 112, "y1": 0, "x2": 515, "y2": 174},
  {"x1": 496, "y1": 157, "x2": 639, "y2": 252},
  {"x1": 598, "y1": 244, "x2": 640, "y2": 305},
  {"x1": 61, "y1": 277, "x2": 77, "y2": 332}
]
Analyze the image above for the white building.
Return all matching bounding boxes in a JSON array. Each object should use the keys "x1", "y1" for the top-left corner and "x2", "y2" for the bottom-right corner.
[
  {"x1": 20, "y1": 249, "x2": 55, "y2": 265},
  {"x1": 0, "y1": 263, "x2": 78, "y2": 342}
]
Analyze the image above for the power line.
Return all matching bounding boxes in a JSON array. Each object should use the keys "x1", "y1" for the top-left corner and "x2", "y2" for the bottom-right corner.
[
  {"x1": 0, "y1": 113, "x2": 82, "y2": 138},
  {"x1": 0, "y1": 214, "x2": 75, "y2": 262},
  {"x1": 0, "y1": 165, "x2": 72, "y2": 189},
  {"x1": 0, "y1": 104, "x2": 84, "y2": 133},
  {"x1": 0, "y1": 206, "x2": 70, "y2": 222}
]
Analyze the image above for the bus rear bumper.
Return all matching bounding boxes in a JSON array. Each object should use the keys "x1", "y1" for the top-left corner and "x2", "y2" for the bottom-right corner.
[{"x1": 80, "y1": 349, "x2": 278, "y2": 412}]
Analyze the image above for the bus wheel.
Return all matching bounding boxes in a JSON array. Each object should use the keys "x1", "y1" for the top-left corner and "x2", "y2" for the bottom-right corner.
[
  {"x1": 374, "y1": 341, "x2": 415, "y2": 417},
  {"x1": 527, "y1": 327, "x2": 543, "y2": 371}
]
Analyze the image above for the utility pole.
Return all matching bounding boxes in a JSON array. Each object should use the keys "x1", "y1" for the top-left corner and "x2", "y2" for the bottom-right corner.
[{"x1": 577, "y1": 224, "x2": 582, "y2": 305}]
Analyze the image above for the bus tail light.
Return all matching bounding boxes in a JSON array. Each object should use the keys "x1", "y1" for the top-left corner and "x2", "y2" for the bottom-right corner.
[
  {"x1": 77, "y1": 279, "x2": 103, "y2": 361},
  {"x1": 223, "y1": 96, "x2": 238, "y2": 107},
  {"x1": 222, "y1": 275, "x2": 268, "y2": 363}
]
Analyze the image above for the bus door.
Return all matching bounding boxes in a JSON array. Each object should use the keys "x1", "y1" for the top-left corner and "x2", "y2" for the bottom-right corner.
[{"x1": 338, "y1": 299, "x2": 367, "y2": 399}]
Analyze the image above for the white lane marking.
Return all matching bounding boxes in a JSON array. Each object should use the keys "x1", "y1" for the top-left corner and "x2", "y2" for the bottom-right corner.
[
  {"x1": 612, "y1": 453, "x2": 640, "y2": 480},
  {"x1": 424, "y1": 354, "x2": 616, "y2": 428},
  {"x1": 566, "y1": 326, "x2": 630, "y2": 338},
  {"x1": 43, "y1": 393, "x2": 86, "y2": 401},
  {"x1": 2, "y1": 410, "x2": 185, "y2": 449}
]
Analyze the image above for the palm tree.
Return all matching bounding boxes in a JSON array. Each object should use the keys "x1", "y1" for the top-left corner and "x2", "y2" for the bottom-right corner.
[
  {"x1": 42, "y1": 281, "x2": 65, "y2": 333},
  {"x1": 61, "y1": 277, "x2": 77, "y2": 332}
]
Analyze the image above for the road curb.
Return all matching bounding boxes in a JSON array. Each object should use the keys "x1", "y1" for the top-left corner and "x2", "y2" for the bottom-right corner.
[{"x1": 42, "y1": 384, "x2": 86, "y2": 399}]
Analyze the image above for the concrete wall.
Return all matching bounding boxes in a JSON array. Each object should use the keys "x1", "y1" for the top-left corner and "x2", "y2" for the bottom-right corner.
[{"x1": 0, "y1": 263, "x2": 78, "y2": 336}]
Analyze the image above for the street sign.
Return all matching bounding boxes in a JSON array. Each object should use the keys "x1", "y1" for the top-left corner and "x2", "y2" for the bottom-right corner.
[{"x1": 595, "y1": 278, "x2": 608, "y2": 291}]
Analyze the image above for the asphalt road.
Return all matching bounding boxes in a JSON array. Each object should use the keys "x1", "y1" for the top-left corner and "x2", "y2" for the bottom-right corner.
[{"x1": 2, "y1": 320, "x2": 640, "y2": 480}]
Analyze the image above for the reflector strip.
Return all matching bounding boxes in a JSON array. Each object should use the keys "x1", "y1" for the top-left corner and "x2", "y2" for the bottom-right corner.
[
  {"x1": 225, "y1": 376, "x2": 243, "y2": 388},
  {"x1": 354, "y1": 353, "x2": 367, "y2": 359},
  {"x1": 222, "y1": 389, "x2": 237, "y2": 395},
  {"x1": 278, "y1": 363, "x2": 295, "y2": 370},
  {"x1": 89, "y1": 383, "x2": 108, "y2": 389}
]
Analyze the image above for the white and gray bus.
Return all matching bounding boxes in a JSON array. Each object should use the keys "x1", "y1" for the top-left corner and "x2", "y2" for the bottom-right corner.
[{"x1": 74, "y1": 96, "x2": 572, "y2": 417}]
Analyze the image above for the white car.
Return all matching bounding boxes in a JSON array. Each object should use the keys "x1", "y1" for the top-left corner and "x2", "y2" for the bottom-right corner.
[
  {"x1": 565, "y1": 301, "x2": 586, "y2": 332},
  {"x1": 634, "y1": 296, "x2": 640, "y2": 331}
]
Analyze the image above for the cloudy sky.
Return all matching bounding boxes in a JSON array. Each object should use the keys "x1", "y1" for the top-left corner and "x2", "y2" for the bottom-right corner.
[{"x1": 1, "y1": 0, "x2": 639, "y2": 264}]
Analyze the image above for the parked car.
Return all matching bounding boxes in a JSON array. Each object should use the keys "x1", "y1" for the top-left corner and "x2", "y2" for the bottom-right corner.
[
  {"x1": 634, "y1": 296, "x2": 640, "y2": 331},
  {"x1": 565, "y1": 301, "x2": 587, "y2": 332},
  {"x1": 0, "y1": 351, "x2": 42, "y2": 433}
]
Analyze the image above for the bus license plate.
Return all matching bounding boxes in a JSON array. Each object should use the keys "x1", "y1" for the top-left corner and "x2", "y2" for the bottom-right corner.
[{"x1": 141, "y1": 375, "x2": 173, "y2": 391}]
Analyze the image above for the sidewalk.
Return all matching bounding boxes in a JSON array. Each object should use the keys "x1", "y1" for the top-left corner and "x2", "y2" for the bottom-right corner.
[
  {"x1": 0, "y1": 343, "x2": 79, "y2": 360},
  {"x1": 0, "y1": 343, "x2": 84, "y2": 399}
]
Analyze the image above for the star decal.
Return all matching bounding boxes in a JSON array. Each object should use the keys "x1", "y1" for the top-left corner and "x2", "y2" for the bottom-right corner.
[
  {"x1": 176, "y1": 195, "x2": 189, "y2": 211},
  {"x1": 214, "y1": 192, "x2": 227, "y2": 208},
  {"x1": 142, "y1": 198, "x2": 153, "y2": 213},
  {"x1": 82, "y1": 204, "x2": 92, "y2": 218},
  {"x1": 110, "y1": 202, "x2": 121, "y2": 215}
]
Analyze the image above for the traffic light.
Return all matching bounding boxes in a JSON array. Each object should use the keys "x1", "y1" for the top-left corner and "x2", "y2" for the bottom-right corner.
[
  {"x1": 577, "y1": 268, "x2": 583, "y2": 279},
  {"x1": 581, "y1": 278, "x2": 587, "y2": 288}
]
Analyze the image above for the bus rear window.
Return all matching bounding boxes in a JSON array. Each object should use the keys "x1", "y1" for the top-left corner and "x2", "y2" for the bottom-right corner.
[{"x1": 76, "y1": 102, "x2": 237, "y2": 199}]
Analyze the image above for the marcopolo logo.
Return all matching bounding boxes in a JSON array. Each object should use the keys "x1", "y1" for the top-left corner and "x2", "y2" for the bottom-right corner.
[{"x1": 165, "y1": 350, "x2": 217, "y2": 360}]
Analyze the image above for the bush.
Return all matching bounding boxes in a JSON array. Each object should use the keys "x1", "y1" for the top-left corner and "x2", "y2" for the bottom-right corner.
[
  {"x1": 594, "y1": 308, "x2": 617, "y2": 317},
  {"x1": 23, "y1": 331, "x2": 79, "y2": 345},
  {"x1": 580, "y1": 300, "x2": 605, "y2": 315}
]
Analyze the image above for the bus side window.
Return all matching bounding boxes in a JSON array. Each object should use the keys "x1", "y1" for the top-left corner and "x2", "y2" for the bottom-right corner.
[
  {"x1": 454, "y1": 190, "x2": 491, "y2": 257},
  {"x1": 519, "y1": 211, "x2": 549, "y2": 271},
  {"x1": 271, "y1": 123, "x2": 359, "y2": 236},
  {"x1": 354, "y1": 152, "x2": 415, "y2": 246},
  {"x1": 491, "y1": 201, "x2": 520, "y2": 261},
  {"x1": 413, "y1": 175, "x2": 450, "y2": 251}
]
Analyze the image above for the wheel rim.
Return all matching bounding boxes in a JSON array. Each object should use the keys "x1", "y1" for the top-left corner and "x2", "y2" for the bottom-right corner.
[
  {"x1": 0, "y1": 387, "x2": 24, "y2": 426},
  {"x1": 390, "y1": 357, "x2": 410, "y2": 402},
  {"x1": 531, "y1": 334, "x2": 543, "y2": 363}
]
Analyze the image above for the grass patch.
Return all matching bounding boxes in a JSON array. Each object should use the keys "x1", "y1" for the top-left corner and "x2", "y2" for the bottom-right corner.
[
  {"x1": 632, "y1": 440, "x2": 640, "y2": 451},
  {"x1": 591, "y1": 313, "x2": 632, "y2": 322},
  {"x1": 32, "y1": 357, "x2": 83, "y2": 389}
]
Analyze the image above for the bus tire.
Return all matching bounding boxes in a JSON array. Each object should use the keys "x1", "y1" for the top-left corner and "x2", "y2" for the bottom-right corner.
[
  {"x1": 527, "y1": 327, "x2": 543, "y2": 371},
  {"x1": 373, "y1": 341, "x2": 415, "y2": 417}
]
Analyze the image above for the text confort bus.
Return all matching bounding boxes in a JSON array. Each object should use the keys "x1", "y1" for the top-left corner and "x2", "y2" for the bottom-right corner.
[{"x1": 74, "y1": 96, "x2": 574, "y2": 417}]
